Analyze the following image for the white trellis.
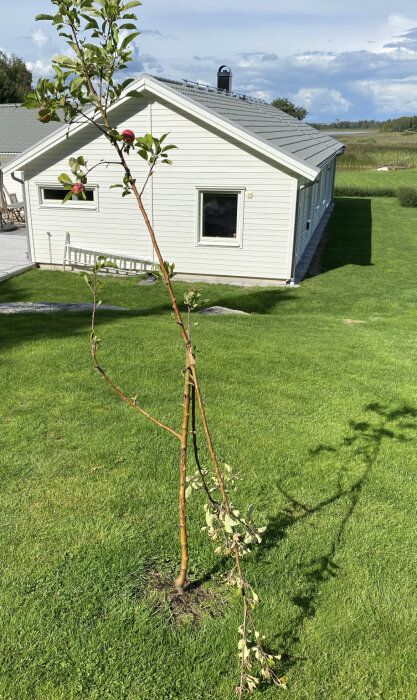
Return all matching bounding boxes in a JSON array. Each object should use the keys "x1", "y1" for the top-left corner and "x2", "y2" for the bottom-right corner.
[{"x1": 63, "y1": 232, "x2": 156, "y2": 275}]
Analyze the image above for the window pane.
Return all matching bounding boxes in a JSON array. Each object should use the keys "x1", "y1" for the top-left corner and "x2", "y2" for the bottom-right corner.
[
  {"x1": 202, "y1": 193, "x2": 238, "y2": 238},
  {"x1": 42, "y1": 188, "x2": 94, "y2": 202}
]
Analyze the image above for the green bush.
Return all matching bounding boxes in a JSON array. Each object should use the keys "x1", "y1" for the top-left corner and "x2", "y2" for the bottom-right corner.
[
  {"x1": 334, "y1": 184, "x2": 397, "y2": 198},
  {"x1": 397, "y1": 186, "x2": 417, "y2": 207}
]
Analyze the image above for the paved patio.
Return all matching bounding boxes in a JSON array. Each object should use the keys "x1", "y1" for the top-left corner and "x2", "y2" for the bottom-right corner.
[{"x1": 0, "y1": 228, "x2": 34, "y2": 282}]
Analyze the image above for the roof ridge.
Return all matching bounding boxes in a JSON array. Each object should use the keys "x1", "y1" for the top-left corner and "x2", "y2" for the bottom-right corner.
[{"x1": 151, "y1": 74, "x2": 270, "y2": 106}]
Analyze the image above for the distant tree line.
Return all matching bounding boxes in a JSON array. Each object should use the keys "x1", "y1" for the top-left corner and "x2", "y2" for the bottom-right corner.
[
  {"x1": 308, "y1": 119, "x2": 383, "y2": 130},
  {"x1": 379, "y1": 116, "x2": 417, "y2": 133},
  {"x1": 308, "y1": 117, "x2": 417, "y2": 133},
  {"x1": 0, "y1": 52, "x2": 32, "y2": 103}
]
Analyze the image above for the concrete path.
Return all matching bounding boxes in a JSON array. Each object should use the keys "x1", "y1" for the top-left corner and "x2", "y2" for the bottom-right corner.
[{"x1": 0, "y1": 228, "x2": 34, "y2": 283}]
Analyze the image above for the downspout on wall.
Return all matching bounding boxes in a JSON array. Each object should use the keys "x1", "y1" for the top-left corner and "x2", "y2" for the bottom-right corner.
[{"x1": 11, "y1": 170, "x2": 32, "y2": 263}]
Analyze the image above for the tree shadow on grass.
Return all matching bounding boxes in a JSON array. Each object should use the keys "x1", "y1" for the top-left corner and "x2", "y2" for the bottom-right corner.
[
  {"x1": 0, "y1": 309, "x2": 147, "y2": 353},
  {"x1": 256, "y1": 402, "x2": 417, "y2": 674},
  {"x1": 306, "y1": 198, "x2": 373, "y2": 279}
]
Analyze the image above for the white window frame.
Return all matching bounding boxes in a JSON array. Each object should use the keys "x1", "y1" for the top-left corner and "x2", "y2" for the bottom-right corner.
[
  {"x1": 37, "y1": 183, "x2": 99, "y2": 211},
  {"x1": 195, "y1": 186, "x2": 245, "y2": 248}
]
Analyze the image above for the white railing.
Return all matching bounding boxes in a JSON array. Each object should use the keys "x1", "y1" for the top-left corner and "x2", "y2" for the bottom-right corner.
[{"x1": 63, "y1": 232, "x2": 156, "y2": 274}]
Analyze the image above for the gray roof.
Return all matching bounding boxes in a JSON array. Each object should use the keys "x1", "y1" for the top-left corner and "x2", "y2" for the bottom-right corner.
[
  {"x1": 0, "y1": 104, "x2": 61, "y2": 154},
  {"x1": 153, "y1": 77, "x2": 343, "y2": 169}
]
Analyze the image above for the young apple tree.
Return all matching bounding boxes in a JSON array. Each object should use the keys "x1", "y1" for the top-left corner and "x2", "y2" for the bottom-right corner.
[{"x1": 24, "y1": 1, "x2": 284, "y2": 694}]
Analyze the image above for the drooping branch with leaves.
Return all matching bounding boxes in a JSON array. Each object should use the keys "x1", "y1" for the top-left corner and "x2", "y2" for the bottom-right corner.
[{"x1": 24, "y1": 1, "x2": 285, "y2": 694}]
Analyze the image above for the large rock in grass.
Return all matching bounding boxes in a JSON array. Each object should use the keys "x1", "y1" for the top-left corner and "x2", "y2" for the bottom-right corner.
[{"x1": 198, "y1": 306, "x2": 249, "y2": 315}]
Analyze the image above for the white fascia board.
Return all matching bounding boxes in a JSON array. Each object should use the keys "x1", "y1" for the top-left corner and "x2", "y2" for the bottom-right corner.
[{"x1": 2, "y1": 74, "x2": 319, "y2": 181}]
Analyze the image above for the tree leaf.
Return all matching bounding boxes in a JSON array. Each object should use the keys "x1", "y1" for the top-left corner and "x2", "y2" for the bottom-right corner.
[
  {"x1": 35, "y1": 14, "x2": 54, "y2": 20},
  {"x1": 62, "y1": 191, "x2": 73, "y2": 204},
  {"x1": 224, "y1": 514, "x2": 237, "y2": 533},
  {"x1": 58, "y1": 173, "x2": 73, "y2": 185},
  {"x1": 53, "y1": 55, "x2": 74, "y2": 67},
  {"x1": 70, "y1": 76, "x2": 85, "y2": 93},
  {"x1": 120, "y1": 32, "x2": 140, "y2": 51},
  {"x1": 123, "y1": 0, "x2": 142, "y2": 9}
]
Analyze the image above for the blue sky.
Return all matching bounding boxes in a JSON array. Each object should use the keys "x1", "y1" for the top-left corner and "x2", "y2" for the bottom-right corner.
[{"x1": 2, "y1": 0, "x2": 417, "y2": 121}]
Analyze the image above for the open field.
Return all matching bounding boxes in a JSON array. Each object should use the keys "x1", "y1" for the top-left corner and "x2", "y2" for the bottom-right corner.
[
  {"x1": 336, "y1": 131, "x2": 417, "y2": 170},
  {"x1": 335, "y1": 167, "x2": 417, "y2": 193},
  {"x1": 2, "y1": 197, "x2": 417, "y2": 698}
]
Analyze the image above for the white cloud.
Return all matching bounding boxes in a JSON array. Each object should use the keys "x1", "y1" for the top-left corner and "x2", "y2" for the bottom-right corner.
[
  {"x1": 249, "y1": 90, "x2": 272, "y2": 101},
  {"x1": 293, "y1": 52, "x2": 337, "y2": 68},
  {"x1": 32, "y1": 30, "x2": 48, "y2": 49},
  {"x1": 291, "y1": 88, "x2": 350, "y2": 115},
  {"x1": 353, "y1": 77, "x2": 417, "y2": 112},
  {"x1": 26, "y1": 58, "x2": 54, "y2": 77}
]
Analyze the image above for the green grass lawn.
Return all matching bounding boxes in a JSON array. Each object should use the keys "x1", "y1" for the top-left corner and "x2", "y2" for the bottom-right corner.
[
  {"x1": 1, "y1": 197, "x2": 417, "y2": 699},
  {"x1": 336, "y1": 167, "x2": 417, "y2": 191}
]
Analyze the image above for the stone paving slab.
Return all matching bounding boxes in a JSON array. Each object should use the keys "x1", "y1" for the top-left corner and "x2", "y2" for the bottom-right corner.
[
  {"x1": 0, "y1": 302, "x2": 127, "y2": 314},
  {"x1": 0, "y1": 229, "x2": 33, "y2": 282}
]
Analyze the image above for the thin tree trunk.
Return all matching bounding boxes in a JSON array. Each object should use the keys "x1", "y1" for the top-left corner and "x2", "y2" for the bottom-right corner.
[{"x1": 175, "y1": 355, "x2": 192, "y2": 593}]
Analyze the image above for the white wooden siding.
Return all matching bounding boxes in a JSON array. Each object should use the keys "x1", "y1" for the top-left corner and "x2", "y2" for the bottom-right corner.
[
  {"x1": 24, "y1": 94, "x2": 297, "y2": 280},
  {"x1": 295, "y1": 157, "x2": 336, "y2": 263}
]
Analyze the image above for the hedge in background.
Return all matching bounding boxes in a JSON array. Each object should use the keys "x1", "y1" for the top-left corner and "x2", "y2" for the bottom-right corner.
[
  {"x1": 397, "y1": 186, "x2": 417, "y2": 207},
  {"x1": 334, "y1": 184, "x2": 397, "y2": 197}
]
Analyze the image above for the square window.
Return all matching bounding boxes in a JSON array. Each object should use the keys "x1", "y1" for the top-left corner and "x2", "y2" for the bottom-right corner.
[
  {"x1": 197, "y1": 188, "x2": 244, "y2": 246},
  {"x1": 203, "y1": 192, "x2": 238, "y2": 238}
]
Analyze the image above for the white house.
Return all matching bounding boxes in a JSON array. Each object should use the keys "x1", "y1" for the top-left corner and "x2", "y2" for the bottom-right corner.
[{"x1": 2, "y1": 71, "x2": 344, "y2": 284}]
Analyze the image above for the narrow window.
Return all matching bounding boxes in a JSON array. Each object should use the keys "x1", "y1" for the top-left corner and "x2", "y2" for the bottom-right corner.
[
  {"x1": 38, "y1": 184, "x2": 98, "y2": 209},
  {"x1": 42, "y1": 187, "x2": 95, "y2": 202}
]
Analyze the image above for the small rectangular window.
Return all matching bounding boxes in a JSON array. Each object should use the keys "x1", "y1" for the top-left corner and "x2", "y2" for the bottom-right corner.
[
  {"x1": 38, "y1": 184, "x2": 98, "y2": 209},
  {"x1": 196, "y1": 188, "x2": 244, "y2": 246},
  {"x1": 42, "y1": 187, "x2": 94, "y2": 202}
]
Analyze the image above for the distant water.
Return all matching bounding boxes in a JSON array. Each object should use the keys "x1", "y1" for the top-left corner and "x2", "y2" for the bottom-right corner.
[{"x1": 323, "y1": 131, "x2": 367, "y2": 135}]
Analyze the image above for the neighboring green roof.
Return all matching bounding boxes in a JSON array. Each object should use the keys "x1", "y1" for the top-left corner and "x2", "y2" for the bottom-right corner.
[
  {"x1": 0, "y1": 104, "x2": 61, "y2": 155},
  {"x1": 154, "y1": 77, "x2": 343, "y2": 169}
]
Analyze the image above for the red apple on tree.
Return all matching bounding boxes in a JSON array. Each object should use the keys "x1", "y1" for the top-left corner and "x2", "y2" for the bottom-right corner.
[
  {"x1": 71, "y1": 182, "x2": 85, "y2": 196},
  {"x1": 122, "y1": 129, "x2": 135, "y2": 144}
]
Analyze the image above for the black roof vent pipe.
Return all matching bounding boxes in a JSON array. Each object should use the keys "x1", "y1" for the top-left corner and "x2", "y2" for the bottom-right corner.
[{"x1": 217, "y1": 65, "x2": 232, "y2": 92}]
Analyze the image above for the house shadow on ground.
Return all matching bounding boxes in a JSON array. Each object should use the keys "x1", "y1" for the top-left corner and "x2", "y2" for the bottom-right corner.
[{"x1": 306, "y1": 197, "x2": 373, "y2": 279}]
